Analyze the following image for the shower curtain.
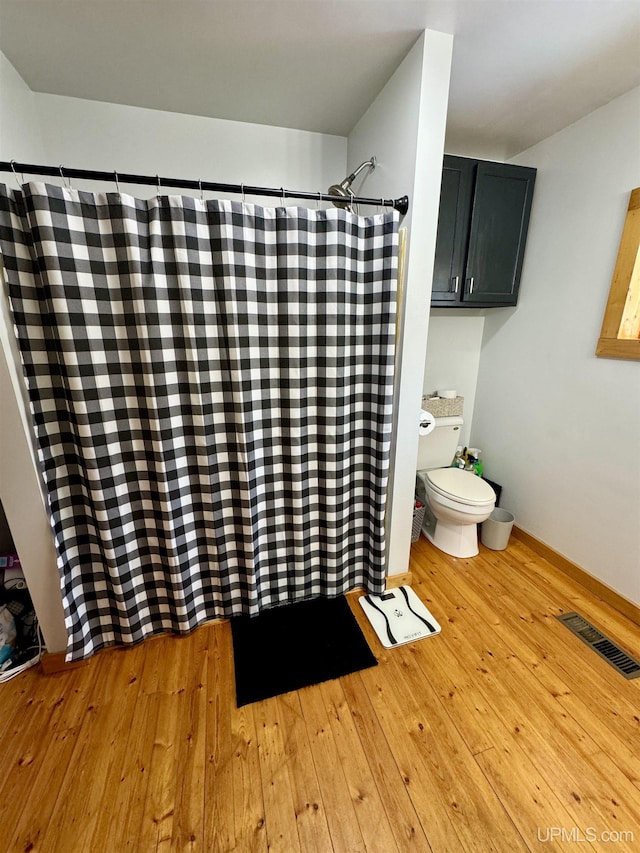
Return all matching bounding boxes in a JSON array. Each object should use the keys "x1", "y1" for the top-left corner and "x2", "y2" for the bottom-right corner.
[{"x1": 0, "y1": 182, "x2": 399, "y2": 661}]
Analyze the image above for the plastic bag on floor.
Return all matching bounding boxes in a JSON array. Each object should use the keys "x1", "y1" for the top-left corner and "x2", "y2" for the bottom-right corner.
[{"x1": 0, "y1": 605, "x2": 17, "y2": 669}]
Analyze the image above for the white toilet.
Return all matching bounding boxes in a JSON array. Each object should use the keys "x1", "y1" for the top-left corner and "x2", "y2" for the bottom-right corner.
[{"x1": 416, "y1": 416, "x2": 496, "y2": 558}]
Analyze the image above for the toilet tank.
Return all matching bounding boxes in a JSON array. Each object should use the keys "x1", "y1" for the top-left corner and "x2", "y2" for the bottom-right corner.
[{"x1": 417, "y1": 416, "x2": 463, "y2": 469}]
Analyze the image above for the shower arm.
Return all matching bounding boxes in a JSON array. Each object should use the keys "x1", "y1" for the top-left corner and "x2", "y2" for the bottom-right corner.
[
  {"x1": 345, "y1": 157, "x2": 377, "y2": 187},
  {"x1": 327, "y1": 156, "x2": 377, "y2": 202}
]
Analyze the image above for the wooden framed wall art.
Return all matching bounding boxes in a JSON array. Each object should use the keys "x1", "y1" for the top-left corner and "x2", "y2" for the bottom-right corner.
[{"x1": 596, "y1": 187, "x2": 640, "y2": 361}]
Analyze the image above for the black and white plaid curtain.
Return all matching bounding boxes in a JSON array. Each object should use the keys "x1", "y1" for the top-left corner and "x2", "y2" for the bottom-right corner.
[{"x1": 0, "y1": 183, "x2": 398, "y2": 660}]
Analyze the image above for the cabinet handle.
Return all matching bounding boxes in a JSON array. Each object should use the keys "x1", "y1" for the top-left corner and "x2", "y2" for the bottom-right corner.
[
  {"x1": 450, "y1": 276, "x2": 459, "y2": 294},
  {"x1": 467, "y1": 276, "x2": 475, "y2": 294}
]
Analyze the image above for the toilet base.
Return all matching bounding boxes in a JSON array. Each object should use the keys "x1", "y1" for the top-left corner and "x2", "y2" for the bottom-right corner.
[{"x1": 423, "y1": 518, "x2": 479, "y2": 559}]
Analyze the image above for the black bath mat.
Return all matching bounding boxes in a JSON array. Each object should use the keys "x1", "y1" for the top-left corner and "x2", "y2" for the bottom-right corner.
[{"x1": 230, "y1": 595, "x2": 378, "y2": 707}]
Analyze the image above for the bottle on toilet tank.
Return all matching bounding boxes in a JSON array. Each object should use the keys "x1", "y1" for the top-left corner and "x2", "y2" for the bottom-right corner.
[
  {"x1": 451, "y1": 446, "x2": 464, "y2": 468},
  {"x1": 466, "y1": 448, "x2": 483, "y2": 477}
]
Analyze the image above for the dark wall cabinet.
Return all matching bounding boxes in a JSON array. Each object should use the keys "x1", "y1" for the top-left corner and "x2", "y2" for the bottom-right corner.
[{"x1": 431, "y1": 156, "x2": 536, "y2": 308}]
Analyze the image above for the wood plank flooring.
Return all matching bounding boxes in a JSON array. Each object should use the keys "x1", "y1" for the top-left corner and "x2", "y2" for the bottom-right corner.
[{"x1": 1, "y1": 535, "x2": 639, "y2": 852}]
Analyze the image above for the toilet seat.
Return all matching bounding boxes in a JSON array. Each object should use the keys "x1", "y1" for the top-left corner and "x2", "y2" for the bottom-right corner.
[{"x1": 425, "y1": 468, "x2": 495, "y2": 507}]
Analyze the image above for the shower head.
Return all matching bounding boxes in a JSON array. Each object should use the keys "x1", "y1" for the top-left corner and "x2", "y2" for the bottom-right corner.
[{"x1": 327, "y1": 156, "x2": 376, "y2": 208}]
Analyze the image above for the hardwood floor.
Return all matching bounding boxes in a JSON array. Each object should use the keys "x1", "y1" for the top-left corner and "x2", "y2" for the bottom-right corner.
[{"x1": 1, "y1": 536, "x2": 639, "y2": 852}]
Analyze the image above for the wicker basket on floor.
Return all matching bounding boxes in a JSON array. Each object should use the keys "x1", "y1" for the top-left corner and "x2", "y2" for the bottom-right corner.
[{"x1": 411, "y1": 499, "x2": 425, "y2": 542}]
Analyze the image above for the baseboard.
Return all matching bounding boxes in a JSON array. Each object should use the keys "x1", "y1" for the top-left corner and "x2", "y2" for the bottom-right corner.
[
  {"x1": 512, "y1": 526, "x2": 640, "y2": 628},
  {"x1": 385, "y1": 571, "x2": 412, "y2": 590},
  {"x1": 40, "y1": 651, "x2": 90, "y2": 675}
]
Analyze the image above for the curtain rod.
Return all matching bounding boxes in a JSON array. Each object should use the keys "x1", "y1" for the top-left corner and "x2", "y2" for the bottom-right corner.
[{"x1": 0, "y1": 161, "x2": 409, "y2": 215}]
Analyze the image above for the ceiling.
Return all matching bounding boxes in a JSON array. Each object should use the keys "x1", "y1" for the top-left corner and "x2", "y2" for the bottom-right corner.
[{"x1": 1, "y1": 0, "x2": 639, "y2": 158}]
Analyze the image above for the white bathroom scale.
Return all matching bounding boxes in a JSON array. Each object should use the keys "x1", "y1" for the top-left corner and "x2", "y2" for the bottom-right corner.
[{"x1": 359, "y1": 586, "x2": 441, "y2": 648}]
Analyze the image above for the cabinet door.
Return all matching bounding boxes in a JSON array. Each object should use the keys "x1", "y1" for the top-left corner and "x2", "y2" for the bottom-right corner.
[
  {"x1": 431, "y1": 156, "x2": 475, "y2": 305},
  {"x1": 463, "y1": 161, "x2": 536, "y2": 305}
]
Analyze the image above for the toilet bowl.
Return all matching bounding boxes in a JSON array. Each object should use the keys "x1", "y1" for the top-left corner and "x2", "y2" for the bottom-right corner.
[{"x1": 416, "y1": 467, "x2": 496, "y2": 558}]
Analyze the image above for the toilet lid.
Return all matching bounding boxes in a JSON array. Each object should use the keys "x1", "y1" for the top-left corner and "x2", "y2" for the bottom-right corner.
[{"x1": 426, "y1": 468, "x2": 496, "y2": 506}]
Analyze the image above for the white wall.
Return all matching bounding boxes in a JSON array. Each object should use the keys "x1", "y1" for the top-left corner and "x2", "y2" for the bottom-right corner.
[
  {"x1": 471, "y1": 85, "x2": 640, "y2": 606},
  {"x1": 0, "y1": 51, "x2": 46, "y2": 162},
  {"x1": 348, "y1": 30, "x2": 453, "y2": 576},
  {"x1": 34, "y1": 93, "x2": 346, "y2": 199},
  {"x1": 422, "y1": 311, "x2": 485, "y2": 447},
  {"x1": 444, "y1": 140, "x2": 508, "y2": 163},
  {"x1": 0, "y1": 51, "x2": 69, "y2": 652}
]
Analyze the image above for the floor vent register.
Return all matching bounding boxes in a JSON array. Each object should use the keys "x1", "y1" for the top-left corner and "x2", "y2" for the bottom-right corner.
[{"x1": 556, "y1": 611, "x2": 640, "y2": 679}]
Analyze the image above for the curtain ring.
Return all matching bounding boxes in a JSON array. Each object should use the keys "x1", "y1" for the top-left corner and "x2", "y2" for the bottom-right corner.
[
  {"x1": 59, "y1": 165, "x2": 71, "y2": 190},
  {"x1": 281, "y1": 187, "x2": 285, "y2": 206},
  {"x1": 379, "y1": 197, "x2": 384, "y2": 215},
  {"x1": 349, "y1": 187, "x2": 358, "y2": 215},
  {"x1": 241, "y1": 183, "x2": 245, "y2": 204},
  {"x1": 317, "y1": 191, "x2": 321, "y2": 210},
  {"x1": 156, "y1": 175, "x2": 161, "y2": 198},
  {"x1": 199, "y1": 179, "x2": 204, "y2": 202},
  {"x1": 10, "y1": 160, "x2": 24, "y2": 189},
  {"x1": 114, "y1": 171, "x2": 120, "y2": 194}
]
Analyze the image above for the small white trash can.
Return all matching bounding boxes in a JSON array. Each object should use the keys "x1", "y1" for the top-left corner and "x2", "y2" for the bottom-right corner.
[{"x1": 481, "y1": 508, "x2": 515, "y2": 551}]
